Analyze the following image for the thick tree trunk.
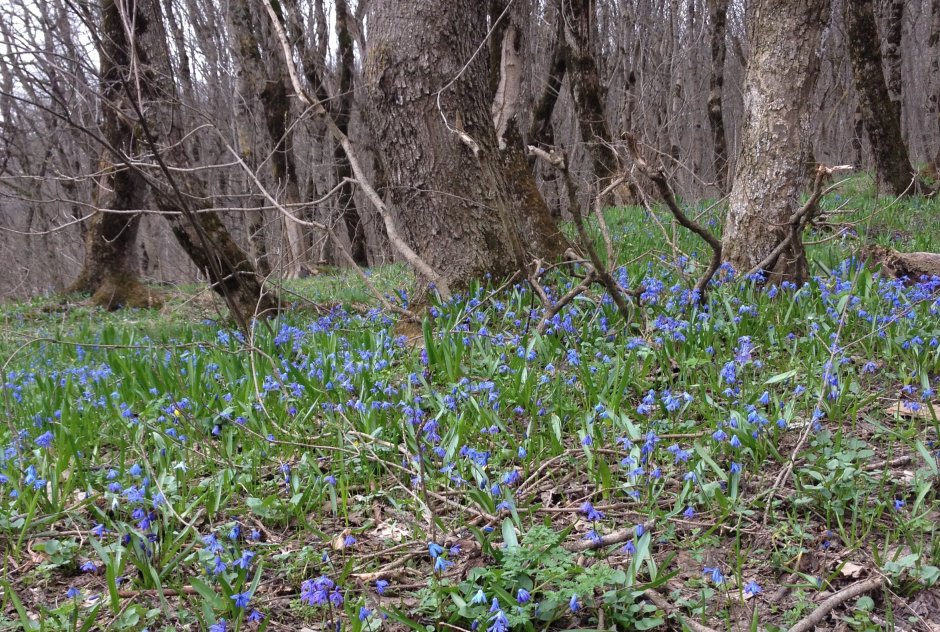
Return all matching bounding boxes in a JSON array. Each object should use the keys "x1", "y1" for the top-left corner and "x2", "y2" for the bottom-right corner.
[
  {"x1": 928, "y1": 0, "x2": 940, "y2": 171},
  {"x1": 491, "y1": 21, "x2": 570, "y2": 257},
  {"x1": 561, "y1": 0, "x2": 629, "y2": 203},
  {"x1": 227, "y1": 0, "x2": 271, "y2": 277},
  {"x1": 845, "y1": 0, "x2": 915, "y2": 195},
  {"x1": 68, "y1": 0, "x2": 160, "y2": 310},
  {"x1": 365, "y1": 0, "x2": 563, "y2": 290},
  {"x1": 112, "y1": 0, "x2": 276, "y2": 322},
  {"x1": 334, "y1": 0, "x2": 368, "y2": 267},
  {"x1": 721, "y1": 0, "x2": 831, "y2": 284},
  {"x1": 707, "y1": 0, "x2": 730, "y2": 195}
]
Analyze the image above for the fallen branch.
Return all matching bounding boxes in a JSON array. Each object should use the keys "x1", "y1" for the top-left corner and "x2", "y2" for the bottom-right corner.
[
  {"x1": 566, "y1": 520, "x2": 655, "y2": 552},
  {"x1": 786, "y1": 577, "x2": 885, "y2": 632},
  {"x1": 625, "y1": 135, "x2": 722, "y2": 298}
]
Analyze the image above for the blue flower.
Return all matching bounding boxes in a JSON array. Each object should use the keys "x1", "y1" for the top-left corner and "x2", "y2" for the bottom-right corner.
[
  {"x1": 893, "y1": 498, "x2": 905, "y2": 511},
  {"x1": 516, "y1": 588, "x2": 531, "y2": 604},
  {"x1": 359, "y1": 606, "x2": 372, "y2": 621},
  {"x1": 247, "y1": 610, "x2": 265, "y2": 623},
  {"x1": 744, "y1": 581, "x2": 762, "y2": 597},
  {"x1": 569, "y1": 594, "x2": 580, "y2": 612},
  {"x1": 428, "y1": 542, "x2": 444, "y2": 559},
  {"x1": 66, "y1": 587, "x2": 80, "y2": 599},
  {"x1": 209, "y1": 618, "x2": 228, "y2": 632},
  {"x1": 703, "y1": 566, "x2": 724, "y2": 585},
  {"x1": 376, "y1": 579, "x2": 389, "y2": 594},
  {"x1": 231, "y1": 591, "x2": 251, "y2": 609},
  {"x1": 80, "y1": 560, "x2": 97, "y2": 573},
  {"x1": 35, "y1": 431, "x2": 53, "y2": 448},
  {"x1": 471, "y1": 589, "x2": 487, "y2": 604},
  {"x1": 580, "y1": 501, "x2": 604, "y2": 522}
]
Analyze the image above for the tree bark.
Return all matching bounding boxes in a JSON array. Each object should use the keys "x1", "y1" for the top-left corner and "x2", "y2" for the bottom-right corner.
[
  {"x1": 490, "y1": 19, "x2": 570, "y2": 257},
  {"x1": 707, "y1": 0, "x2": 730, "y2": 195},
  {"x1": 845, "y1": 0, "x2": 915, "y2": 195},
  {"x1": 365, "y1": 0, "x2": 563, "y2": 291},
  {"x1": 68, "y1": 0, "x2": 160, "y2": 310},
  {"x1": 227, "y1": 0, "x2": 271, "y2": 276},
  {"x1": 334, "y1": 0, "x2": 368, "y2": 267},
  {"x1": 110, "y1": 0, "x2": 276, "y2": 322},
  {"x1": 560, "y1": 0, "x2": 629, "y2": 203},
  {"x1": 721, "y1": 0, "x2": 831, "y2": 284},
  {"x1": 928, "y1": 0, "x2": 940, "y2": 171}
]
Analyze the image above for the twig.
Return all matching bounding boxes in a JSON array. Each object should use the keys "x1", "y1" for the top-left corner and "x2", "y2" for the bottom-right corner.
[
  {"x1": 625, "y1": 135, "x2": 722, "y2": 299},
  {"x1": 642, "y1": 588, "x2": 721, "y2": 632},
  {"x1": 566, "y1": 520, "x2": 655, "y2": 552},
  {"x1": 746, "y1": 165, "x2": 851, "y2": 278},
  {"x1": 528, "y1": 146, "x2": 634, "y2": 323},
  {"x1": 786, "y1": 577, "x2": 885, "y2": 632}
]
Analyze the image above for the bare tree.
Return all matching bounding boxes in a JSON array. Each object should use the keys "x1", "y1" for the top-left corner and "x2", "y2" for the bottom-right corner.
[
  {"x1": 845, "y1": 0, "x2": 916, "y2": 195},
  {"x1": 722, "y1": 0, "x2": 831, "y2": 283},
  {"x1": 707, "y1": 0, "x2": 730, "y2": 194}
]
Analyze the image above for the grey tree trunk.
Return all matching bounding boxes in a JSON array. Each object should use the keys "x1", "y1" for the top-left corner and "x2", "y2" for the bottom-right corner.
[
  {"x1": 227, "y1": 0, "x2": 271, "y2": 277},
  {"x1": 365, "y1": 0, "x2": 565, "y2": 291},
  {"x1": 561, "y1": 0, "x2": 631, "y2": 204},
  {"x1": 721, "y1": 0, "x2": 831, "y2": 284},
  {"x1": 333, "y1": 0, "x2": 368, "y2": 267},
  {"x1": 707, "y1": 0, "x2": 730, "y2": 195},
  {"x1": 928, "y1": 0, "x2": 940, "y2": 170},
  {"x1": 845, "y1": 0, "x2": 915, "y2": 195},
  {"x1": 110, "y1": 0, "x2": 277, "y2": 322},
  {"x1": 68, "y1": 0, "x2": 159, "y2": 309}
]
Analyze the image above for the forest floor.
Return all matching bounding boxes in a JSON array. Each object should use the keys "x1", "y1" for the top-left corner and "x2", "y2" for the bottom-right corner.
[{"x1": 0, "y1": 175, "x2": 939, "y2": 631}]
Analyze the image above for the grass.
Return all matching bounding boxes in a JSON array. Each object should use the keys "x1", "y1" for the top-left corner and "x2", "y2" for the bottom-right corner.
[{"x1": 0, "y1": 177, "x2": 938, "y2": 631}]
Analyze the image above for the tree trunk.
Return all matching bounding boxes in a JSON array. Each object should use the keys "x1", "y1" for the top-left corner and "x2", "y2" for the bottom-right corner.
[
  {"x1": 491, "y1": 20, "x2": 570, "y2": 257},
  {"x1": 845, "y1": 0, "x2": 914, "y2": 195},
  {"x1": 111, "y1": 0, "x2": 276, "y2": 322},
  {"x1": 707, "y1": 0, "x2": 730, "y2": 195},
  {"x1": 68, "y1": 0, "x2": 160, "y2": 310},
  {"x1": 227, "y1": 0, "x2": 271, "y2": 277},
  {"x1": 721, "y1": 0, "x2": 831, "y2": 284},
  {"x1": 928, "y1": 0, "x2": 940, "y2": 171},
  {"x1": 334, "y1": 0, "x2": 368, "y2": 267},
  {"x1": 561, "y1": 0, "x2": 630, "y2": 204},
  {"x1": 365, "y1": 0, "x2": 562, "y2": 291}
]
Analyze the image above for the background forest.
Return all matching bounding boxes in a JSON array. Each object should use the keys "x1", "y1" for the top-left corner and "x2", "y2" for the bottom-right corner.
[{"x1": 1, "y1": 1, "x2": 940, "y2": 632}]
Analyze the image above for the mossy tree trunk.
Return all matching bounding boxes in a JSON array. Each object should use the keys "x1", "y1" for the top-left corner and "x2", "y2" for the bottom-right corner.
[
  {"x1": 845, "y1": 0, "x2": 915, "y2": 196},
  {"x1": 68, "y1": 0, "x2": 160, "y2": 310},
  {"x1": 94, "y1": 0, "x2": 276, "y2": 323}
]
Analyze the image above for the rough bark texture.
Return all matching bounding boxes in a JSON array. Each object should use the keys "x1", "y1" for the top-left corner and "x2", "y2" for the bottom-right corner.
[
  {"x1": 707, "y1": 0, "x2": 730, "y2": 195},
  {"x1": 845, "y1": 0, "x2": 914, "y2": 196},
  {"x1": 879, "y1": 0, "x2": 904, "y2": 106},
  {"x1": 116, "y1": 0, "x2": 276, "y2": 321},
  {"x1": 334, "y1": 0, "x2": 368, "y2": 267},
  {"x1": 68, "y1": 0, "x2": 160, "y2": 310},
  {"x1": 561, "y1": 0, "x2": 627, "y2": 200},
  {"x1": 365, "y1": 0, "x2": 563, "y2": 290},
  {"x1": 864, "y1": 245, "x2": 940, "y2": 283},
  {"x1": 722, "y1": 0, "x2": 831, "y2": 284},
  {"x1": 491, "y1": 21, "x2": 570, "y2": 258},
  {"x1": 227, "y1": 0, "x2": 270, "y2": 276},
  {"x1": 928, "y1": 0, "x2": 940, "y2": 170}
]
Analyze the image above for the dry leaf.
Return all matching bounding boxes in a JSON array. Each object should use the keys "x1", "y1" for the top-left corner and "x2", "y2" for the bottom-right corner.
[
  {"x1": 840, "y1": 561, "x2": 865, "y2": 578},
  {"x1": 885, "y1": 401, "x2": 939, "y2": 421}
]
